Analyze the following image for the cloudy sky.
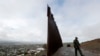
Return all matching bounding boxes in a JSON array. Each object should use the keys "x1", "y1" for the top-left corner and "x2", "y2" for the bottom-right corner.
[{"x1": 0, "y1": 0, "x2": 100, "y2": 43}]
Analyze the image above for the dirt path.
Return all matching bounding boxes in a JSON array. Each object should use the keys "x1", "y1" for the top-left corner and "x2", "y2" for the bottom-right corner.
[{"x1": 53, "y1": 47, "x2": 99, "y2": 56}]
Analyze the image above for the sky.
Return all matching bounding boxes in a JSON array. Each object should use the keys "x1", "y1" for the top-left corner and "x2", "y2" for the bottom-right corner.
[{"x1": 0, "y1": 0, "x2": 100, "y2": 43}]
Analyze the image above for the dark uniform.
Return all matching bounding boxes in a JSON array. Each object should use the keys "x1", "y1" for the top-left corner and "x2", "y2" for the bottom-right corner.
[{"x1": 73, "y1": 37, "x2": 84, "y2": 56}]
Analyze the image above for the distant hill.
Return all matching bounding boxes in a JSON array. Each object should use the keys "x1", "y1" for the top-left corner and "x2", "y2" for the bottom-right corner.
[
  {"x1": 0, "y1": 40, "x2": 32, "y2": 45},
  {"x1": 81, "y1": 38, "x2": 100, "y2": 54},
  {"x1": 0, "y1": 41, "x2": 45, "y2": 46}
]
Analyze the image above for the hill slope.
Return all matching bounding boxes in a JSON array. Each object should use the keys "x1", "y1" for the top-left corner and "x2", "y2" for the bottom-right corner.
[{"x1": 81, "y1": 38, "x2": 100, "y2": 54}]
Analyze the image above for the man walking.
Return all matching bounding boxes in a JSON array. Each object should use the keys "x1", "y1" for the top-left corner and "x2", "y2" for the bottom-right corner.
[{"x1": 73, "y1": 37, "x2": 84, "y2": 56}]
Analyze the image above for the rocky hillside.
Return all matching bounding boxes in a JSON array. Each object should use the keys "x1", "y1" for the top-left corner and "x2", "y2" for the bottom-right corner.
[{"x1": 81, "y1": 38, "x2": 100, "y2": 54}]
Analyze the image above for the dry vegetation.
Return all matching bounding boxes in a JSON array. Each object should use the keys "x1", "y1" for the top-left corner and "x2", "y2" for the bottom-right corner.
[{"x1": 81, "y1": 38, "x2": 100, "y2": 54}]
